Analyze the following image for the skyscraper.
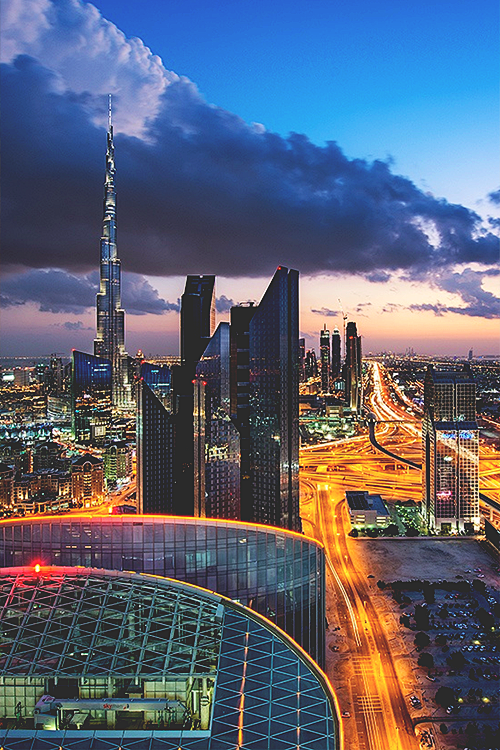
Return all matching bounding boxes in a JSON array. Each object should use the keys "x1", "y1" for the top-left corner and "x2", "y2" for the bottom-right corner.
[
  {"x1": 194, "y1": 322, "x2": 241, "y2": 520},
  {"x1": 249, "y1": 267, "x2": 300, "y2": 531},
  {"x1": 422, "y1": 365, "x2": 479, "y2": 533},
  {"x1": 71, "y1": 350, "x2": 112, "y2": 445},
  {"x1": 180, "y1": 275, "x2": 216, "y2": 378},
  {"x1": 331, "y1": 327, "x2": 341, "y2": 378},
  {"x1": 94, "y1": 96, "x2": 132, "y2": 409},
  {"x1": 320, "y1": 324, "x2": 330, "y2": 393},
  {"x1": 136, "y1": 379, "x2": 176, "y2": 514},
  {"x1": 345, "y1": 321, "x2": 362, "y2": 413}
]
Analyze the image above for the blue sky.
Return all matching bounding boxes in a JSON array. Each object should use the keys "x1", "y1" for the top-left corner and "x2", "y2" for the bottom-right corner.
[
  {"x1": 92, "y1": 0, "x2": 499, "y2": 208},
  {"x1": 1, "y1": 0, "x2": 499, "y2": 357}
]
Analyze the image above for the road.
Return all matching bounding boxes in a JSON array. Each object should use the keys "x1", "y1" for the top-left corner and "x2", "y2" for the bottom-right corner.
[{"x1": 299, "y1": 360, "x2": 500, "y2": 749}]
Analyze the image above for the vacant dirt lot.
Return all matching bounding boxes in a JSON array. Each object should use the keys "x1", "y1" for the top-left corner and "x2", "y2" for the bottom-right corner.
[{"x1": 348, "y1": 538, "x2": 499, "y2": 587}]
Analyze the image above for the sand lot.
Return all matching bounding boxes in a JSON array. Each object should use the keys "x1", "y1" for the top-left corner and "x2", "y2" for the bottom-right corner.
[{"x1": 348, "y1": 537, "x2": 499, "y2": 587}]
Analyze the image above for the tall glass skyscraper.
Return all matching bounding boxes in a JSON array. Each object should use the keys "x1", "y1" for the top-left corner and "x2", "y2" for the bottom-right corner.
[
  {"x1": 422, "y1": 364, "x2": 480, "y2": 533},
  {"x1": 345, "y1": 320, "x2": 362, "y2": 413},
  {"x1": 71, "y1": 350, "x2": 112, "y2": 445},
  {"x1": 194, "y1": 323, "x2": 241, "y2": 520},
  {"x1": 180, "y1": 275, "x2": 216, "y2": 377},
  {"x1": 94, "y1": 97, "x2": 132, "y2": 409},
  {"x1": 331, "y1": 327, "x2": 341, "y2": 378},
  {"x1": 249, "y1": 267, "x2": 300, "y2": 532}
]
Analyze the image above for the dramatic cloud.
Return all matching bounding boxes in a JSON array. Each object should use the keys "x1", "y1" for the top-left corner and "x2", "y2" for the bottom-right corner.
[
  {"x1": 311, "y1": 308, "x2": 340, "y2": 317},
  {"x1": 0, "y1": 268, "x2": 175, "y2": 315},
  {"x1": 61, "y1": 320, "x2": 91, "y2": 330},
  {"x1": 215, "y1": 295, "x2": 235, "y2": 313},
  {"x1": 1, "y1": 0, "x2": 499, "y2": 322},
  {"x1": 409, "y1": 267, "x2": 500, "y2": 319},
  {"x1": 488, "y1": 189, "x2": 500, "y2": 206}
]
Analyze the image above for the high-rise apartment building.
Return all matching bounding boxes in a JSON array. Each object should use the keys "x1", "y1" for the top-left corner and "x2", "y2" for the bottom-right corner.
[
  {"x1": 249, "y1": 267, "x2": 300, "y2": 531},
  {"x1": 94, "y1": 97, "x2": 132, "y2": 409},
  {"x1": 422, "y1": 365, "x2": 479, "y2": 533},
  {"x1": 331, "y1": 327, "x2": 341, "y2": 378},
  {"x1": 320, "y1": 324, "x2": 330, "y2": 393}
]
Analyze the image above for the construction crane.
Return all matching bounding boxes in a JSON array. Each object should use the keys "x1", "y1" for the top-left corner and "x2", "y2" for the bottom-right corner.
[{"x1": 338, "y1": 299, "x2": 348, "y2": 358}]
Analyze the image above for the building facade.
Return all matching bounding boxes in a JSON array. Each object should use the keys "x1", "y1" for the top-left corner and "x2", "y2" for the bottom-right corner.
[
  {"x1": 249, "y1": 267, "x2": 300, "y2": 532},
  {"x1": 0, "y1": 566, "x2": 338, "y2": 750},
  {"x1": 72, "y1": 350, "x2": 112, "y2": 445},
  {"x1": 195, "y1": 323, "x2": 241, "y2": 521},
  {"x1": 71, "y1": 454, "x2": 105, "y2": 509},
  {"x1": 0, "y1": 515, "x2": 325, "y2": 667},
  {"x1": 422, "y1": 365, "x2": 480, "y2": 533},
  {"x1": 345, "y1": 320, "x2": 362, "y2": 414}
]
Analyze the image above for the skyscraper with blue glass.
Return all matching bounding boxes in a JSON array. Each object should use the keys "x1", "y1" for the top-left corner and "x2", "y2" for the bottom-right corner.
[
  {"x1": 94, "y1": 97, "x2": 132, "y2": 409},
  {"x1": 249, "y1": 267, "x2": 300, "y2": 531}
]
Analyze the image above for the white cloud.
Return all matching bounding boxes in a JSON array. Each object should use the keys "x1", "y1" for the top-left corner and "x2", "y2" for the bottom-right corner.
[{"x1": 0, "y1": 0, "x2": 178, "y2": 137}]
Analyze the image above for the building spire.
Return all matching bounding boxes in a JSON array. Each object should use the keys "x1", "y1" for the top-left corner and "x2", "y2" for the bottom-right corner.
[{"x1": 108, "y1": 93, "x2": 112, "y2": 134}]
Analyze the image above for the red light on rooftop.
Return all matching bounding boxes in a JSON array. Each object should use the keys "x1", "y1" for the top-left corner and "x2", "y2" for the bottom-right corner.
[{"x1": 34, "y1": 564, "x2": 41, "y2": 573}]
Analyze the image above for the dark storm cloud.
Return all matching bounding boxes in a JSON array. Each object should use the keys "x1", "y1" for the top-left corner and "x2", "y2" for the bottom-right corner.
[
  {"x1": 365, "y1": 271, "x2": 392, "y2": 283},
  {"x1": 0, "y1": 266, "x2": 175, "y2": 315},
  {"x1": 2, "y1": 56, "x2": 499, "y2": 300}
]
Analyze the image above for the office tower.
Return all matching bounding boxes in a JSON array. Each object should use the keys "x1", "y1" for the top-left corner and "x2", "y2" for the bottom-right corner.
[
  {"x1": 230, "y1": 303, "x2": 257, "y2": 520},
  {"x1": 468, "y1": 348, "x2": 473, "y2": 361},
  {"x1": 298, "y1": 337, "x2": 306, "y2": 382},
  {"x1": 320, "y1": 324, "x2": 330, "y2": 392},
  {"x1": 94, "y1": 97, "x2": 132, "y2": 409},
  {"x1": 71, "y1": 350, "x2": 112, "y2": 445},
  {"x1": 249, "y1": 267, "x2": 300, "y2": 531},
  {"x1": 345, "y1": 321, "x2": 362, "y2": 413},
  {"x1": 331, "y1": 327, "x2": 341, "y2": 378},
  {"x1": 136, "y1": 379, "x2": 177, "y2": 514},
  {"x1": 422, "y1": 364, "x2": 479, "y2": 533},
  {"x1": 180, "y1": 275, "x2": 216, "y2": 377},
  {"x1": 194, "y1": 323, "x2": 240, "y2": 520},
  {"x1": 304, "y1": 349, "x2": 318, "y2": 379}
]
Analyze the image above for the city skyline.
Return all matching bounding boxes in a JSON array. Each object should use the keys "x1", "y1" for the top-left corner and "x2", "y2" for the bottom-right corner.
[{"x1": 1, "y1": 0, "x2": 499, "y2": 358}]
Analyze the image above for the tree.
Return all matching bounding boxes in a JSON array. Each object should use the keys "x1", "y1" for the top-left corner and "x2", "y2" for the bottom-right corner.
[
  {"x1": 438, "y1": 605, "x2": 449, "y2": 619},
  {"x1": 472, "y1": 579, "x2": 486, "y2": 595},
  {"x1": 423, "y1": 585, "x2": 435, "y2": 604},
  {"x1": 476, "y1": 607, "x2": 494, "y2": 630},
  {"x1": 440, "y1": 723, "x2": 448, "y2": 735},
  {"x1": 446, "y1": 651, "x2": 466, "y2": 671},
  {"x1": 349, "y1": 528, "x2": 359, "y2": 537},
  {"x1": 366, "y1": 527, "x2": 379, "y2": 538},
  {"x1": 385, "y1": 523, "x2": 399, "y2": 536},
  {"x1": 435, "y1": 634, "x2": 448, "y2": 646},
  {"x1": 435, "y1": 686, "x2": 456, "y2": 708},
  {"x1": 414, "y1": 604, "x2": 430, "y2": 630},
  {"x1": 405, "y1": 526, "x2": 419, "y2": 536},
  {"x1": 400, "y1": 614, "x2": 410, "y2": 628},
  {"x1": 414, "y1": 631, "x2": 431, "y2": 648},
  {"x1": 468, "y1": 668, "x2": 477, "y2": 680},
  {"x1": 376, "y1": 580, "x2": 386, "y2": 589},
  {"x1": 418, "y1": 652, "x2": 434, "y2": 669}
]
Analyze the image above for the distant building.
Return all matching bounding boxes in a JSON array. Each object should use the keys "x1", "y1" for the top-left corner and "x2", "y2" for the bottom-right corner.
[
  {"x1": 180, "y1": 275, "x2": 216, "y2": 377},
  {"x1": 331, "y1": 327, "x2": 341, "y2": 378},
  {"x1": 298, "y1": 337, "x2": 306, "y2": 382},
  {"x1": 305, "y1": 349, "x2": 318, "y2": 379},
  {"x1": 422, "y1": 364, "x2": 480, "y2": 533},
  {"x1": 71, "y1": 350, "x2": 112, "y2": 445},
  {"x1": 249, "y1": 267, "x2": 300, "y2": 531},
  {"x1": 345, "y1": 321, "x2": 362, "y2": 413},
  {"x1": 103, "y1": 440, "x2": 132, "y2": 486},
  {"x1": 71, "y1": 454, "x2": 105, "y2": 509},
  {"x1": 346, "y1": 491, "x2": 390, "y2": 529},
  {"x1": 0, "y1": 463, "x2": 14, "y2": 508},
  {"x1": 320, "y1": 324, "x2": 330, "y2": 393}
]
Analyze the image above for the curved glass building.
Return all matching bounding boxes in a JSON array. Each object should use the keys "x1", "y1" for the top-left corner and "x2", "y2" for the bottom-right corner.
[
  {"x1": 0, "y1": 566, "x2": 339, "y2": 750},
  {"x1": 0, "y1": 515, "x2": 325, "y2": 667}
]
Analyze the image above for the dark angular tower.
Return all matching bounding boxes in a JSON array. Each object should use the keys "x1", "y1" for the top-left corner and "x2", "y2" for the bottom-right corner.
[
  {"x1": 94, "y1": 96, "x2": 131, "y2": 409},
  {"x1": 180, "y1": 275, "x2": 216, "y2": 378},
  {"x1": 248, "y1": 267, "x2": 300, "y2": 532},
  {"x1": 345, "y1": 321, "x2": 362, "y2": 413},
  {"x1": 331, "y1": 327, "x2": 341, "y2": 378}
]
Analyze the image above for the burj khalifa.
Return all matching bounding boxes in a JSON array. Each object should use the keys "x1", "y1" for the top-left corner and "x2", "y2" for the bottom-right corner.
[{"x1": 94, "y1": 96, "x2": 132, "y2": 409}]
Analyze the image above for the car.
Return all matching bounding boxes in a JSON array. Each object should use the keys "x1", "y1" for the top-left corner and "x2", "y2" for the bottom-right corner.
[
  {"x1": 425, "y1": 675, "x2": 436, "y2": 682},
  {"x1": 341, "y1": 711, "x2": 351, "y2": 718}
]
